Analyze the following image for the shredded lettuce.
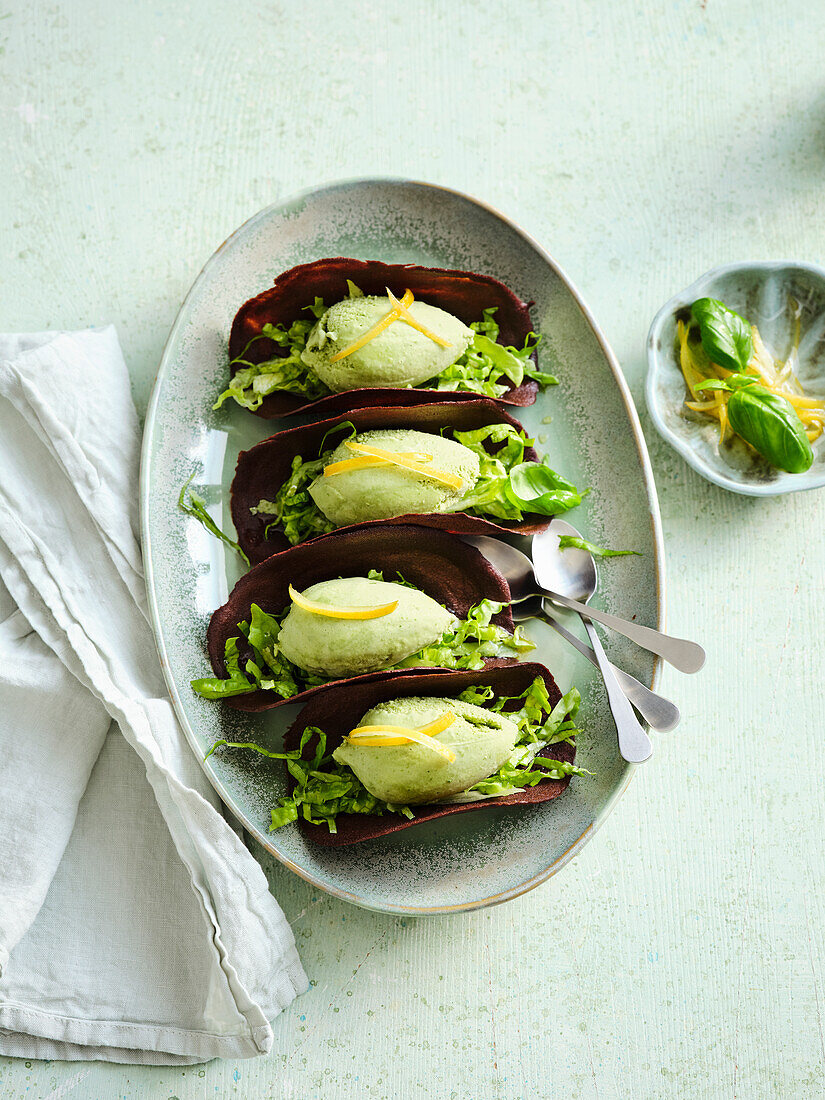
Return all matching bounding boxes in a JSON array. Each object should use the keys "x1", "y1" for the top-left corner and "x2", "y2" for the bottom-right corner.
[
  {"x1": 214, "y1": 292, "x2": 556, "y2": 411},
  {"x1": 252, "y1": 454, "x2": 336, "y2": 546},
  {"x1": 190, "y1": 597, "x2": 534, "y2": 701},
  {"x1": 396, "y1": 598, "x2": 534, "y2": 670},
  {"x1": 205, "y1": 726, "x2": 414, "y2": 833},
  {"x1": 190, "y1": 606, "x2": 301, "y2": 700},
  {"x1": 366, "y1": 567, "x2": 415, "y2": 587},
  {"x1": 250, "y1": 421, "x2": 360, "y2": 546},
  {"x1": 456, "y1": 681, "x2": 581, "y2": 746},
  {"x1": 458, "y1": 750, "x2": 588, "y2": 799},
  {"x1": 433, "y1": 309, "x2": 556, "y2": 398},
  {"x1": 206, "y1": 675, "x2": 589, "y2": 832},
  {"x1": 213, "y1": 297, "x2": 328, "y2": 412}
]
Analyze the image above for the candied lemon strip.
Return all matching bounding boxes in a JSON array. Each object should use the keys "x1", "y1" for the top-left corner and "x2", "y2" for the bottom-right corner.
[
  {"x1": 287, "y1": 582, "x2": 397, "y2": 620},
  {"x1": 329, "y1": 289, "x2": 414, "y2": 362},
  {"x1": 347, "y1": 711, "x2": 456, "y2": 760},
  {"x1": 344, "y1": 440, "x2": 464, "y2": 490},
  {"x1": 323, "y1": 451, "x2": 432, "y2": 477},
  {"x1": 385, "y1": 288, "x2": 453, "y2": 347}
]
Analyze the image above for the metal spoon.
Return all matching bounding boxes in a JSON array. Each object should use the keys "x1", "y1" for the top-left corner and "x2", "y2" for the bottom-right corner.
[
  {"x1": 533, "y1": 522, "x2": 655, "y2": 761},
  {"x1": 463, "y1": 533, "x2": 675, "y2": 737},
  {"x1": 466, "y1": 535, "x2": 653, "y2": 762},
  {"x1": 524, "y1": 522, "x2": 705, "y2": 673},
  {"x1": 520, "y1": 605, "x2": 678, "y2": 732}
]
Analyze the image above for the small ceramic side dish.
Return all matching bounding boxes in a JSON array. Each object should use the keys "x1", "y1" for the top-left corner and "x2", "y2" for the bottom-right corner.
[{"x1": 646, "y1": 261, "x2": 825, "y2": 496}]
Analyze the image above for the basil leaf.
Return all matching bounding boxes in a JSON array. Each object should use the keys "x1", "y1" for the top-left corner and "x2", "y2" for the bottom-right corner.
[
  {"x1": 557, "y1": 535, "x2": 640, "y2": 558},
  {"x1": 506, "y1": 462, "x2": 585, "y2": 516},
  {"x1": 690, "y1": 297, "x2": 753, "y2": 373},
  {"x1": 726, "y1": 384, "x2": 814, "y2": 473}
]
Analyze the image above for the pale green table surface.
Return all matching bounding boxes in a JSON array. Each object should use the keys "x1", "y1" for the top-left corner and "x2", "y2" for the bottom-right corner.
[{"x1": 2, "y1": 2, "x2": 824, "y2": 1097}]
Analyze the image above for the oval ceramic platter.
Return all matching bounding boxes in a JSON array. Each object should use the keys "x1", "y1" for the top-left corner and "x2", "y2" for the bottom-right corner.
[{"x1": 141, "y1": 179, "x2": 664, "y2": 914}]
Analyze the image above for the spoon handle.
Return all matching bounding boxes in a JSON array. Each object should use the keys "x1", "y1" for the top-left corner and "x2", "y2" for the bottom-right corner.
[
  {"x1": 540, "y1": 590, "x2": 705, "y2": 674},
  {"x1": 542, "y1": 607, "x2": 680, "y2": 732},
  {"x1": 582, "y1": 616, "x2": 653, "y2": 763}
]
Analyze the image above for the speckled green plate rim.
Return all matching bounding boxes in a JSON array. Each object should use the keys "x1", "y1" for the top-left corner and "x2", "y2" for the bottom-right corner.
[{"x1": 140, "y1": 177, "x2": 665, "y2": 915}]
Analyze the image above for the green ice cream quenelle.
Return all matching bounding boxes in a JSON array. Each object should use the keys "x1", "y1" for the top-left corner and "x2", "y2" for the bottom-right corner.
[
  {"x1": 333, "y1": 695, "x2": 520, "y2": 804},
  {"x1": 300, "y1": 294, "x2": 473, "y2": 391},
  {"x1": 308, "y1": 428, "x2": 480, "y2": 526},
  {"x1": 277, "y1": 577, "x2": 456, "y2": 679}
]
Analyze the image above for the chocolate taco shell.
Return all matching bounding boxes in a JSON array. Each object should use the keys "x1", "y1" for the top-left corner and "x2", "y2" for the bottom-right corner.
[
  {"x1": 231, "y1": 398, "x2": 551, "y2": 562},
  {"x1": 280, "y1": 661, "x2": 574, "y2": 846},
  {"x1": 206, "y1": 523, "x2": 515, "y2": 713},
  {"x1": 228, "y1": 257, "x2": 539, "y2": 418}
]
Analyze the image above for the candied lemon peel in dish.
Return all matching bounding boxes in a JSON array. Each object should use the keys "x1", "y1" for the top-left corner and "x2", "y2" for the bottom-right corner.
[{"x1": 322, "y1": 450, "x2": 433, "y2": 477}]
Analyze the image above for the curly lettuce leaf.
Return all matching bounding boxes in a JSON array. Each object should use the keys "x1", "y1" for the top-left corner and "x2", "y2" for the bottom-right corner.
[
  {"x1": 214, "y1": 297, "x2": 556, "y2": 411},
  {"x1": 557, "y1": 535, "x2": 640, "y2": 558},
  {"x1": 178, "y1": 473, "x2": 250, "y2": 566},
  {"x1": 206, "y1": 675, "x2": 588, "y2": 832}
]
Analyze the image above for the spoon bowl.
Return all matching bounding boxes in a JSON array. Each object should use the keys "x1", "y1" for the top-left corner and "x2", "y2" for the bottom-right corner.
[{"x1": 531, "y1": 518, "x2": 598, "y2": 602}]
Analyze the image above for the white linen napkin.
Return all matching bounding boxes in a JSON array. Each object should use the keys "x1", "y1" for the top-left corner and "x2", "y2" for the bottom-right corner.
[{"x1": 0, "y1": 327, "x2": 308, "y2": 1064}]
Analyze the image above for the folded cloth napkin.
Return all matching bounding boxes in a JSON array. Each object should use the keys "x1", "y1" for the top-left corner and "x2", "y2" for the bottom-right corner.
[{"x1": 0, "y1": 328, "x2": 307, "y2": 1064}]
